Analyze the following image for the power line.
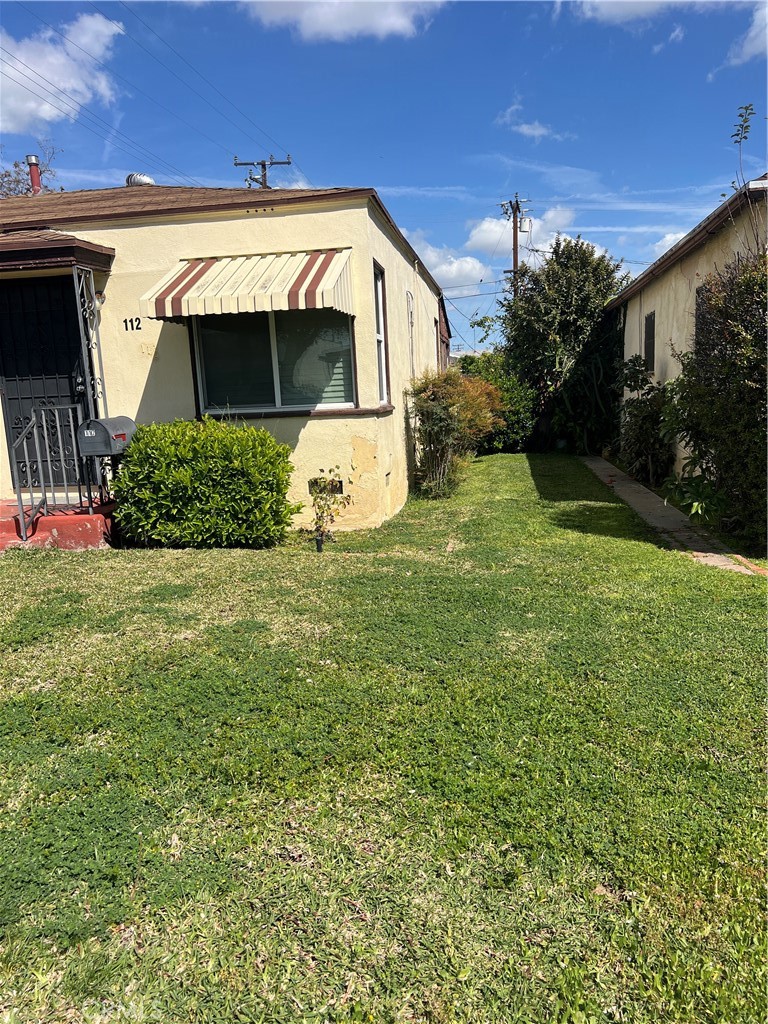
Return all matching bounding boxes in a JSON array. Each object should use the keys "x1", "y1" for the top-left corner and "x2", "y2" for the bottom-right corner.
[
  {"x1": 0, "y1": 48, "x2": 201, "y2": 186},
  {"x1": 117, "y1": 0, "x2": 313, "y2": 185},
  {"x1": 15, "y1": 2, "x2": 241, "y2": 165},
  {"x1": 443, "y1": 278, "x2": 506, "y2": 291},
  {"x1": 1, "y1": 65, "x2": 206, "y2": 186},
  {"x1": 445, "y1": 290, "x2": 502, "y2": 304},
  {"x1": 445, "y1": 319, "x2": 476, "y2": 354},
  {"x1": 444, "y1": 297, "x2": 474, "y2": 320},
  {"x1": 87, "y1": 1, "x2": 271, "y2": 156},
  {"x1": 91, "y1": 1, "x2": 315, "y2": 184}
]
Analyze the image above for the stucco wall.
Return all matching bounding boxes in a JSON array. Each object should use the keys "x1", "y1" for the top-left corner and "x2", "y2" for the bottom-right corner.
[
  {"x1": 0, "y1": 197, "x2": 443, "y2": 528},
  {"x1": 622, "y1": 198, "x2": 765, "y2": 470},
  {"x1": 623, "y1": 202, "x2": 765, "y2": 381},
  {"x1": 366, "y1": 205, "x2": 442, "y2": 520}
]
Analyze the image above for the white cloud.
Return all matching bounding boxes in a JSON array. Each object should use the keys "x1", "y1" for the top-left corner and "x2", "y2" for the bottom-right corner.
[
  {"x1": 404, "y1": 229, "x2": 492, "y2": 289},
  {"x1": 464, "y1": 206, "x2": 613, "y2": 268},
  {"x1": 513, "y1": 121, "x2": 554, "y2": 142},
  {"x1": 0, "y1": 13, "x2": 123, "y2": 135},
  {"x1": 496, "y1": 100, "x2": 523, "y2": 126},
  {"x1": 577, "y1": 2, "x2": 677, "y2": 25},
  {"x1": 495, "y1": 100, "x2": 574, "y2": 144},
  {"x1": 465, "y1": 206, "x2": 577, "y2": 260},
  {"x1": 464, "y1": 216, "x2": 514, "y2": 258},
  {"x1": 579, "y1": 0, "x2": 765, "y2": 73},
  {"x1": 271, "y1": 171, "x2": 313, "y2": 189},
  {"x1": 652, "y1": 230, "x2": 687, "y2": 257},
  {"x1": 512, "y1": 121, "x2": 574, "y2": 143},
  {"x1": 652, "y1": 22, "x2": 684, "y2": 53},
  {"x1": 484, "y1": 154, "x2": 604, "y2": 195},
  {"x1": 239, "y1": 1, "x2": 445, "y2": 41},
  {"x1": 376, "y1": 184, "x2": 480, "y2": 203},
  {"x1": 724, "y1": 1, "x2": 766, "y2": 66}
]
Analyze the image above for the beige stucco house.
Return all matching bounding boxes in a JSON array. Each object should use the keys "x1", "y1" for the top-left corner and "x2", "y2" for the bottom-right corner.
[
  {"x1": 608, "y1": 176, "x2": 766, "y2": 383},
  {"x1": 0, "y1": 184, "x2": 451, "y2": 531}
]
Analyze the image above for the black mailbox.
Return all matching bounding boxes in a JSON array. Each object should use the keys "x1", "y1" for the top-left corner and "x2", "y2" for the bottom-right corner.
[{"x1": 77, "y1": 416, "x2": 136, "y2": 457}]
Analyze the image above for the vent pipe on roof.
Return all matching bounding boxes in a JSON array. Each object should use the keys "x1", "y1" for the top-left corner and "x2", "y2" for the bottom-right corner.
[
  {"x1": 125, "y1": 172, "x2": 156, "y2": 187},
  {"x1": 25, "y1": 154, "x2": 41, "y2": 195}
]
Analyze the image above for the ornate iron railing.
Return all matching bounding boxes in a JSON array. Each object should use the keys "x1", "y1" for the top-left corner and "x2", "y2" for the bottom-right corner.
[{"x1": 10, "y1": 404, "x2": 96, "y2": 542}]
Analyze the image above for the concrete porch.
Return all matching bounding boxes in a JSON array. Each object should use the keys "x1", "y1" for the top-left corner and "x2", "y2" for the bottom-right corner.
[{"x1": 0, "y1": 499, "x2": 116, "y2": 552}]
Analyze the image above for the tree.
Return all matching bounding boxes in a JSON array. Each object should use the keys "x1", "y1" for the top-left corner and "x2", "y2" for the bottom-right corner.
[
  {"x1": 497, "y1": 235, "x2": 629, "y2": 451},
  {"x1": 0, "y1": 142, "x2": 61, "y2": 198}
]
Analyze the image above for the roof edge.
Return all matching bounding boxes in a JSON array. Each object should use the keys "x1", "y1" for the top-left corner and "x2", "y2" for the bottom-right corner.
[
  {"x1": 365, "y1": 190, "x2": 443, "y2": 298},
  {"x1": 0, "y1": 186, "x2": 377, "y2": 232},
  {"x1": 606, "y1": 176, "x2": 767, "y2": 311}
]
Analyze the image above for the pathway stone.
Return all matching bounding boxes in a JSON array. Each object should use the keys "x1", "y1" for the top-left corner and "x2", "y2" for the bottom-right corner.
[{"x1": 579, "y1": 456, "x2": 758, "y2": 575}]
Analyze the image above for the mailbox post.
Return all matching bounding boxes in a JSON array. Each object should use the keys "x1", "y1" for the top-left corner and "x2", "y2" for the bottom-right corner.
[{"x1": 76, "y1": 417, "x2": 137, "y2": 505}]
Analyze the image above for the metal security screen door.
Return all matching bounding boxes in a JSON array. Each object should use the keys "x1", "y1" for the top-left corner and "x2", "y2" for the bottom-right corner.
[{"x1": 0, "y1": 274, "x2": 91, "y2": 490}]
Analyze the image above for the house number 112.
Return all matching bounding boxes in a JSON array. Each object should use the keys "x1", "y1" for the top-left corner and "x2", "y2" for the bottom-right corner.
[{"x1": 123, "y1": 317, "x2": 142, "y2": 331}]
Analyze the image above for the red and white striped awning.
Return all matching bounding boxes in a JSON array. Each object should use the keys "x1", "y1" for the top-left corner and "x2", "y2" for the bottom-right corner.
[{"x1": 139, "y1": 248, "x2": 353, "y2": 319}]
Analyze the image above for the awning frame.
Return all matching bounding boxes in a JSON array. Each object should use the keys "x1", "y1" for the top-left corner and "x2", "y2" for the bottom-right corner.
[{"x1": 140, "y1": 248, "x2": 354, "y2": 320}]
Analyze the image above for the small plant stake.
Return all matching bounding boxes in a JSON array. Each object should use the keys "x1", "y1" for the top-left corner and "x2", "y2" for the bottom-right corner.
[{"x1": 308, "y1": 467, "x2": 352, "y2": 552}]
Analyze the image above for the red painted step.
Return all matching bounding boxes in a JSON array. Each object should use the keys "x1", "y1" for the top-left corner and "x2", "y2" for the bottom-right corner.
[{"x1": 0, "y1": 500, "x2": 116, "y2": 551}]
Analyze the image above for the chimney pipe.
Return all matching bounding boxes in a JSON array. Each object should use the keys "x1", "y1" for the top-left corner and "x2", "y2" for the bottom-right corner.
[{"x1": 25, "y1": 154, "x2": 42, "y2": 195}]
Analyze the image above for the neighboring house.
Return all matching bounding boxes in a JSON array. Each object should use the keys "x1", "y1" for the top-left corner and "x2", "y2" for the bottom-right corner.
[
  {"x1": 0, "y1": 183, "x2": 452, "y2": 530},
  {"x1": 607, "y1": 176, "x2": 767, "y2": 384}
]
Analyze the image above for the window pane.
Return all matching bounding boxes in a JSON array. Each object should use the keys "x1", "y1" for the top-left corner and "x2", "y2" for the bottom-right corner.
[
  {"x1": 374, "y1": 270, "x2": 383, "y2": 337},
  {"x1": 199, "y1": 313, "x2": 274, "y2": 408},
  {"x1": 274, "y1": 309, "x2": 353, "y2": 406},
  {"x1": 644, "y1": 311, "x2": 655, "y2": 373}
]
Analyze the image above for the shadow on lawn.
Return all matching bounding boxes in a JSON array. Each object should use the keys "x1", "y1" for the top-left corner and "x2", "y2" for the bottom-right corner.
[{"x1": 526, "y1": 453, "x2": 660, "y2": 547}]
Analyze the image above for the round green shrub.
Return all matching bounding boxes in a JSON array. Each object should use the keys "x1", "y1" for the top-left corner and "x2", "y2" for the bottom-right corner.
[{"x1": 113, "y1": 418, "x2": 300, "y2": 548}]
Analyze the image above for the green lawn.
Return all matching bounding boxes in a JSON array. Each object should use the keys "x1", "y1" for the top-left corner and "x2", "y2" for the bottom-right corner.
[{"x1": 0, "y1": 454, "x2": 764, "y2": 1024}]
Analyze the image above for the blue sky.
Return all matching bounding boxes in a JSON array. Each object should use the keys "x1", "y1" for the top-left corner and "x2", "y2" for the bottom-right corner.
[{"x1": 1, "y1": 0, "x2": 765, "y2": 351}]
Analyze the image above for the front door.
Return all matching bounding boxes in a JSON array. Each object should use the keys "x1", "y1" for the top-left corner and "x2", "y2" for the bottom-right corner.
[{"x1": 0, "y1": 274, "x2": 91, "y2": 490}]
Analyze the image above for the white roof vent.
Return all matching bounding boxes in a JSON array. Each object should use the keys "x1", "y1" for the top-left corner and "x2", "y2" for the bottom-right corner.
[{"x1": 125, "y1": 172, "x2": 156, "y2": 187}]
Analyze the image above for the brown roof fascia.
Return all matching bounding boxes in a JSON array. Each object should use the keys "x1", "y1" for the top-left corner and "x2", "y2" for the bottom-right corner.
[
  {"x1": 0, "y1": 183, "x2": 445, "y2": 297},
  {"x1": 606, "y1": 178, "x2": 767, "y2": 311},
  {"x1": 0, "y1": 234, "x2": 115, "y2": 273},
  {"x1": 0, "y1": 186, "x2": 377, "y2": 231}
]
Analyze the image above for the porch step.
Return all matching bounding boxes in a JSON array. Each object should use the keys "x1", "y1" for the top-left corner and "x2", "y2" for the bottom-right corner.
[{"x1": 0, "y1": 500, "x2": 116, "y2": 552}]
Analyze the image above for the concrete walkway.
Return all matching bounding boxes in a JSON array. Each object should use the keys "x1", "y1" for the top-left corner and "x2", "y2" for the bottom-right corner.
[{"x1": 580, "y1": 456, "x2": 761, "y2": 576}]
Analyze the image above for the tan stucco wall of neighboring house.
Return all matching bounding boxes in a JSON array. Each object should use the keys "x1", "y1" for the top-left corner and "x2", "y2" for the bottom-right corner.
[
  {"x1": 619, "y1": 191, "x2": 766, "y2": 470},
  {"x1": 623, "y1": 201, "x2": 765, "y2": 380},
  {"x1": 0, "y1": 196, "x2": 443, "y2": 529}
]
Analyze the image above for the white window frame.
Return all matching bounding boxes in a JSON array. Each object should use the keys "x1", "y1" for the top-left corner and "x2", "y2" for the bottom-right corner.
[
  {"x1": 192, "y1": 311, "x2": 357, "y2": 415},
  {"x1": 374, "y1": 266, "x2": 389, "y2": 404}
]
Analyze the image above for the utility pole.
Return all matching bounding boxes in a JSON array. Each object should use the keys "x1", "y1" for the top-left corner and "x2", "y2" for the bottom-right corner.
[
  {"x1": 501, "y1": 193, "x2": 529, "y2": 297},
  {"x1": 234, "y1": 154, "x2": 292, "y2": 189}
]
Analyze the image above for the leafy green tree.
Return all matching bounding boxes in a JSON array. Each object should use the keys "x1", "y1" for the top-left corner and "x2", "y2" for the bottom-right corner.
[{"x1": 497, "y1": 236, "x2": 629, "y2": 451}]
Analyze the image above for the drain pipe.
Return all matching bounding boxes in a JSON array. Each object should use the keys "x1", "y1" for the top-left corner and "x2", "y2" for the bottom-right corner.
[{"x1": 25, "y1": 154, "x2": 42, "y2": 195}]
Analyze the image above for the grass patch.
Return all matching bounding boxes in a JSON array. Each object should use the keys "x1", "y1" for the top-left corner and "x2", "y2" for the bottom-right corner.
[{"x1": 0, "y1": 454, "x2": 764, "y2": 1023}]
